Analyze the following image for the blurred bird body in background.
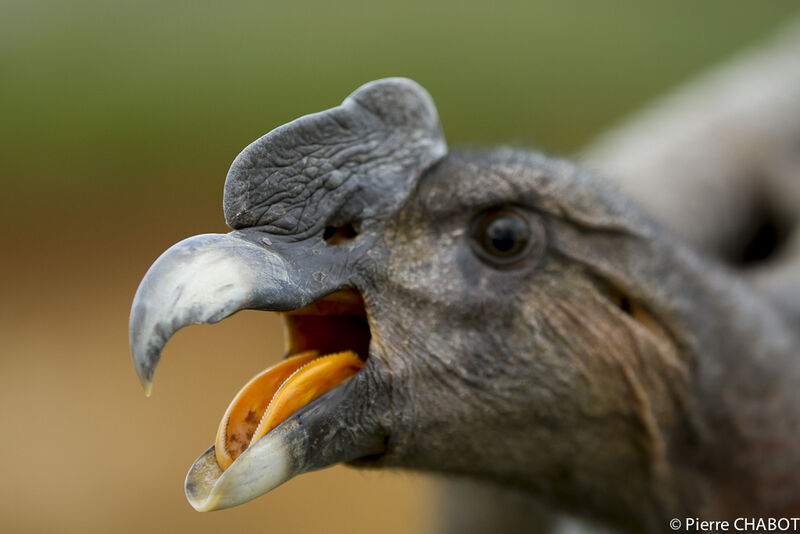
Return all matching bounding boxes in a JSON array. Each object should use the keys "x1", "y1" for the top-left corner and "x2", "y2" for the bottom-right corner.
[{"x1": 2, "y1": 2, "x2": 800, "y2": 533}]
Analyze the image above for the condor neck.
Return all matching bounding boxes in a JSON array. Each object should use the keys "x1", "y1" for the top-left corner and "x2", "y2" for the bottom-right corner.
[{"x1": 653, "y1": 244, "x2": 800, "y2": 520}]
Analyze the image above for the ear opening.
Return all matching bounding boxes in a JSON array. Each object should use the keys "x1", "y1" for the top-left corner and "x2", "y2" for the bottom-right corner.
[{"x1": 596, "y1": 278, "x2": 663, "y2": 337}]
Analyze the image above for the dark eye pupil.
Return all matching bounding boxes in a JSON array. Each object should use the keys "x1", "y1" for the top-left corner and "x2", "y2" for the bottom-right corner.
[
  {"x1": 476, "y1": 210, "x2": 531, "y2": 262},
  {"x1": 485, "y1": 216, "x2": 524, "y2": 253},
  {"x1": 470, "y1": 207, "x2": 542, "y2": 267}
]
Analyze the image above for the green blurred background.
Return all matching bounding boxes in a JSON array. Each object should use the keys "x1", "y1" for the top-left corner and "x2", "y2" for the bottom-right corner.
[{"x1": 1, "y1": 1, "x2": 798, "y2": 532}]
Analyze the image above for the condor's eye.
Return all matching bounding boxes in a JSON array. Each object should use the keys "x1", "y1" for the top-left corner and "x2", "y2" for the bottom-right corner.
[{"x1": 470, "y1": 207, "x2": 543, "y2": 267}]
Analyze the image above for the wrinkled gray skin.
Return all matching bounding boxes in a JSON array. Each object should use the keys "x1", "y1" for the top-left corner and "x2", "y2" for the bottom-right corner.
[
  {"x1": 372, "y1": 149, "x2": 799, "y2": 532},
  {"x1": 130, "y1": 43, "x2": 800, "y2": 534},
  {"x1": 442, "y1": 19, "x2": 800, "y2": 533}
]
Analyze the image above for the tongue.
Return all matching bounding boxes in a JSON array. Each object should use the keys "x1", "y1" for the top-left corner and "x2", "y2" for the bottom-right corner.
[{"x1": 215, "y1": 351, "x2": 364, "y2": 470}]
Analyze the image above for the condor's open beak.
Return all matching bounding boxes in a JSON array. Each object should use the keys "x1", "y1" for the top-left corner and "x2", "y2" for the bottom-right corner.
[
  {"x1": 128, "y1": 77, "x2": 447, "y2": 512},
  {"x1": 129, "y1": 231, "x2": 386, "y2": 511}
]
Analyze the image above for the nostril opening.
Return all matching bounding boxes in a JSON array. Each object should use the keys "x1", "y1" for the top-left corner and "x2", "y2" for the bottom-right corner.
[{"x1": 323, "y1": 222, "x2": 359, "y2": 245}]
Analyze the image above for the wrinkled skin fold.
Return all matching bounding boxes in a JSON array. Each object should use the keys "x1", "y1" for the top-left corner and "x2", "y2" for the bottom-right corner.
[
  {"x1": 130, "y1": 77, "x2": 800, "y2": 531},
  {"x1": 130, "y1": 78, "x2": 447, "y2": 510}
]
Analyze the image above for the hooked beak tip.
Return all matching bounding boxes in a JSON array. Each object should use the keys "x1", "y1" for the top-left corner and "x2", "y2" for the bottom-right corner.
[
  {"x1": 132, "y1": 350, "x2": 156, "y2": 396},
  {"x1": 128, "y1": 231, "x2": 303, "y2": 402}
]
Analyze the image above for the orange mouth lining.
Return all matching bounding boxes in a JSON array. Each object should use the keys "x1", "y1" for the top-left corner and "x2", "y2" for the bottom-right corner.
[{"x1": 214, "y1": 290, "x2": 370, "y2": 471}]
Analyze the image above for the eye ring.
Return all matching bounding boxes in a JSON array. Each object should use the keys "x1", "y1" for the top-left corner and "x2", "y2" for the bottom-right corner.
[{"x1": 469, "y1": 207, "x2": 544, "y2": 268}]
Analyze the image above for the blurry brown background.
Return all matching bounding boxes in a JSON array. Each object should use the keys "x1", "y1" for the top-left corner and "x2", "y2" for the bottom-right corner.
[{"x1": 2, "y1": 1, "x2": 798, "y2": 532}]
